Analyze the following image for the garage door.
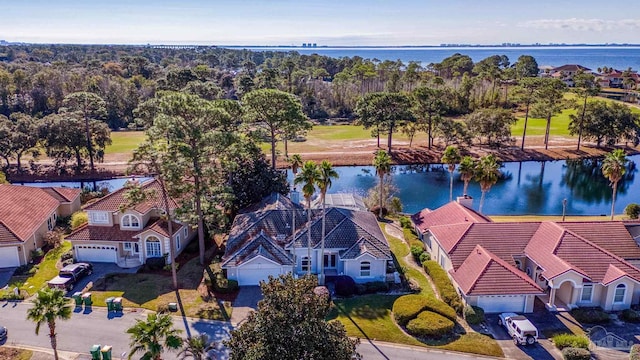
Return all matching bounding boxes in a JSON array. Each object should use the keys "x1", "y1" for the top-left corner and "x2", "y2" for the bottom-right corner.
[
  {"x1": 478, "y1": 295, "x2": 526, "y2": 313},
  {"x1": 0, "y1": 246, "x2": 20, "y2": 267},
  {"x1": 237, "y1": 266, "x2": 282, "y2": 286},
  {"x1": 76, "y1": 245, "x2": 117, "y2": 263}
]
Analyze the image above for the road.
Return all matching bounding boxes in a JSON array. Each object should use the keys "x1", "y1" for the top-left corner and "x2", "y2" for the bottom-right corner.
[{"x1": 0, "y1": 301, "x2": 493, "y2": 360}]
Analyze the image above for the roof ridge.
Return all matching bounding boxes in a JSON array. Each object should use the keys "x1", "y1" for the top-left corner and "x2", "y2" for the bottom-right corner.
[
  {"x1": 480, "y1": 245, "x2": 543, "y2": 291},
  {"x1": 84, "y1": 178, "x2": 156, "y2": 211},
  {"x1": 447, "y1": 222, "x2": 475, "y2": 253}
]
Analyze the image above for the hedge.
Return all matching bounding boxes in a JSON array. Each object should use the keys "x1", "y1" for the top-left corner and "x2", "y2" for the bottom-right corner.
[
  {"x1": 620, "y1": 309, "x2": 640, "y2": 323},
  {"x1": 561, "y1": 347, "x2": 591, "y2": 360},
  {"x1": 423, "y1": 260, "x2": 463, "y2": 313},
  {"x1": 552, "y1": 333, "x2": 590, "y2": 350},
  {"x1": 630, "y1": 344, "x2": 640, "y2": 360},
  {"x1": 411, "y1": 245, "x2": 425, "y2": 263},
  {"x1": 392, "y1": 294, "x2": 457, "y2": 326},
  {"x1": 570, "y1": 307, "x2": 610, "y2": 324},
  {"x1": 464, "y1": 305, "x2": 485, "y2": 325},
  {"x1": 406, "y1": 310, "x2": 455, "y2": 337}
]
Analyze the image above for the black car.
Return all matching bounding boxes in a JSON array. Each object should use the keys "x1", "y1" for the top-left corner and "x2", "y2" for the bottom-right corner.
[{"x1": 47, "y1": 263, "x2": 93, "y2": 291}]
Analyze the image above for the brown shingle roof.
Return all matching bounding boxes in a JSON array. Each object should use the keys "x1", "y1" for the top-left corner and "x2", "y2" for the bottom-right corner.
[
  {"x1": 41, "y1": 187, "x2": 81, "y2": 203},
  {"x1": 451, "y1": 245, "x2": 544, "y2": 296},
  {"x1": 411, "y1": 202, "x2": 490, "y2": 234},
  {"x1": 0, "y1": 185, "x2": 62, "y2": 242},
  {"x1": 66, "y1": 218, "x2": 183, "y2": 243},
  {"x1": 0, "y1": 222, "x2": 21, "y2": 244},
  {"x1": 560, "y1": 222, "x2": 640, "y2": 260},
  {"x1": 84, "y1": 179, "x2": 179, "y2": 213}
]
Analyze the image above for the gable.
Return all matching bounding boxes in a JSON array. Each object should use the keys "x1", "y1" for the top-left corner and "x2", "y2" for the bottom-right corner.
[{"x1": 0, "y1": 184, "x2": 61, "y2": 242}]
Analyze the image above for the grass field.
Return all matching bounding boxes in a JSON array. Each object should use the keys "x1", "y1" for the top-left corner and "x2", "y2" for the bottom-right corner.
[{"x1": 105, "y1": 131, "x2": 146, "y2": 154}]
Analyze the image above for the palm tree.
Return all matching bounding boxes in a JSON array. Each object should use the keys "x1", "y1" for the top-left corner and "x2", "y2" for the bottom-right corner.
[
  {"x1": 458, "y1": 156, "x2": 476, "y2": 196},
  {"x1": 127, "y1": 313, "x2": 183, "y2": 360},
  {"x1": 26, "y1": 288, "x2": 72, "y2": 360},
  {"x1": 474, "y1": 155, "x2": 501, "y2": 213},
  {"x1": 441, "y1": 146, "x2": 461, "y2": 202},
  {"x1": 289, "y1": 154, "x2": 303, "y2": 176},
  {"x1": 178, "y1": 334, "x2": 211, "y2": 360},
  {"x1": 373, "y1": 150, "x2": 392, "y2": 218},
  {"x1": 294, "y1": 161, "x2": 320, "y2": 275},
  {"x1": 317, "y1": 160, "x2": 339, "y2": 285},
  {"x1": 601, "y1": 149, "x2": 628, "y2": 220}
]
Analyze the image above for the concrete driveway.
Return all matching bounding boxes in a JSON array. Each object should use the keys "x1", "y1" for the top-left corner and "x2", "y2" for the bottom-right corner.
[
  {"x1": 484, "y1": 313, "x2": 563, "y2": 360},
  {"x1": 230, "y1": 286, "x2": 262, "y2": 326},
  {"x1": 0, "y1": 267, "x2": 16, "y2": 289},
  {"x1": 65, "y1": 263, "x2": 140, "y2": 295}
]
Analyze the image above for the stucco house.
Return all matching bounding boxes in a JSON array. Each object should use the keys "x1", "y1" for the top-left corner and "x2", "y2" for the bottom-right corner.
[
  {"x1": 222, "y1": 193, "x2": 392, "y2": 286},
  {"x1": 66, "y1": 179, "x2": 194, "y2": 267},
  {"x1": 412, "y1": 201, "x2": 640, "y2": 313},
  {"x1": 0, "y1": 184, "x2": 81, "y2": 267}
]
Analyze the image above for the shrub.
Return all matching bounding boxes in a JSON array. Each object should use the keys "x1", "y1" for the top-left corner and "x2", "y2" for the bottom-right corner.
[
  {"x1": 399, "y1": 216, "x2": 412, "y2": 229},
  {"x1": 156, "y1": 302, "x2": 169, "y2": 313},
  {"x1": 360, "y1": 281, "x2": 388, "y2": 294},
  {"x1": 561, "y1": 347, "x2": 590, "y2": 360},
  {"x1": 630, "y1": 344, "x2": 640, "y2": 360},
  {"x1": 71, "y1": 211, "x2": 88, "y2": 229},
  {"x1": 43, "y1": 230, "x2": 63, "y2": 248},
  {"x1": 464, "y1": 305, "x2": 485, "y2": 325},
  {"x1": 570, "y1": 307, "x2": 610, "y2": 324},
  {"x1": 30, "y1": 248, "x2": 44, "y2": 260},
  {"x1": 213, "y1": 275, "x2": 238, "y2": 294},
  {"x1": 410, "y1": 245, "x2": 424, "y2": 263},
  {"x1": 423, "y1": 260, "x2": 463, "y2": 313},
  {"x1": 406, "y1": 311, "x2": 455, "y2": 337},
  {"x1": 419, "y1": 252, "x2": 431, "y2": 263},
  {"x1": 145, "y1": 257, "x2": 166, "y2": 270},
  {"x1": 552, "y1": 333, "x2": 590, "y2": 350},
  {"x1": 393, "y1": 294, "x2": 457, "y2": 326},
  {"x1": 335, "y1": 275, "x2": 357, "y2": 297},
  {"x1": 620, "y1": 309, "x2": 640, "y2": 323},
  {"x1": 625, "y1": 203, "x2": 640, "y2": 219},
  {"x1": 14, "y1": 264, "x2": 33, "y2": 276},
  {"x1": 60, "y1": 250, "x2": 74, "y2": 261}
]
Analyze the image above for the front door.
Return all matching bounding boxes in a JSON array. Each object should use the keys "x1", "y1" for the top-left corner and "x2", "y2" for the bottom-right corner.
[
  {"x1": 324, "y1": 254, "x2": 337, "y2": 268},
  {"x1": 132, "y1": 242, "x2": 140, "y2": 255}
]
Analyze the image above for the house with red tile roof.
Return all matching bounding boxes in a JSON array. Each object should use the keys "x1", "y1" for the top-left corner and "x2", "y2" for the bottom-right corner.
[
  {"x1": 0, "y1": 184, "x2": 81, "y2": 267},
  {"x1": 412, "y1": 200, "x2": 640, "y2": 313},
  {"x1": 66, "y1": 179, "x2": 194, "y2": 268}
]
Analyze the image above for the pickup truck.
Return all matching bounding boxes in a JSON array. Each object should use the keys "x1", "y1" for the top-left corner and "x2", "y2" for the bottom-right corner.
[
  {"x1": 47, "y1": 263, "x2": 93, "y2": 291},
  {"x1": 498, "y1": 312, "x2": 539, "y2": 346}
]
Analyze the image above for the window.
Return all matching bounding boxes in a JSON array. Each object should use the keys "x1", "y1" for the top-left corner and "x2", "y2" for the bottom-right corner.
[
  {"x1": 360, "y1": 261, "x2": 371, "y2": 277},
  {"x1": 324, "y1": 254, "x2": 337, "y2": 268},
  {"x1": 514, "y1": 260, "x2": 522, "y2": 270},
  {"x1": 425, "y1": 235, "x2": 432, "y2": 249},
  {"x1": 175, "y1": 235, "x2": 181, "y2": 250},
  {"x1": 183, "y1": 227, "x2": 188, "y2": 237},
  {"x1": 90, "y1": 212, "x2": 109, "y2": 224},
  {"x1": 124, "y1": 242, "x2": 132, "y2": 250},
  {"x1": 146, "y1": 236, "x2": 162, "y2": 258},
  {"x1": 439, "y1": 254, "x2": 446, "y2": 267},
  {"x1": 47, "y1": 217, "x2": 54, "y2": 231},
  {"x1": 581, "y1": 284, "x2": 593, "y2": 302},
  {"x1": 301, "y1": 257, "x2": 310, "y2": 272},
  {"x1": 614, "y1": 284, "x2": 626, "y2": 303},
  {"x1": 121, "y1": 214, "x2": 140, "y2": 228}
]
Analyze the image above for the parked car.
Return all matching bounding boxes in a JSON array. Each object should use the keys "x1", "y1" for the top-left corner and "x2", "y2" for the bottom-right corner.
[
  {"x1": 0, "y1": 325, "x2": 7, "y2": 341},
  {"x1": 47, "y1": 263, "x2": 93, "y2": 291},
  {"x1": 498, "y1": 312, "x2": 539, "y2": 346}
]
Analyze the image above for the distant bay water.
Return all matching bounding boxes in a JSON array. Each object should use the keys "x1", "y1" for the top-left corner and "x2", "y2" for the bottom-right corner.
[{"x1": 226, "y1": 46, "x2": 640, "y2": 71}]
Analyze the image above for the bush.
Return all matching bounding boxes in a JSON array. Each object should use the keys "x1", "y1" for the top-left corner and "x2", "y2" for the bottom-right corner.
[
  {"x1": 71, "y1": 211, "x2": 88, "y2": 229},
  {"x1": 213, "y1": 275, "x2": 238, "y2": 294},
  {"x1": 30, "y1": 248, "x2": 44, "y2": 260},
  {"x1": 552, "y1": 333, "x2": 590, "y2": 350},
  {"x1": 620, "y1": 309, "x2": 640, "y2": 323},
  {"x1": 14, "y1": 264, "x2": 33, "y2": 276},
  {"x1": 625, "y1": 203, "x2": 640, "y2": 219},
  {"x1": 570, "y1": 307, "x2": 610, "y2": 324},
  {"x1": 630, "y1": 344, "x2": 640, "y2": 360},
  {"x1": 393, "y1": 294, "x2": 457, "y2": 326},
  {"x1": 561, "y1": 347, "x2": 591, "y2": 360},
  {"x1": 464, "y1": 305, "x2": 485, "y2": 325},
  {"x1": 156, "y1": 302, "x2": 169, "y2": 313},
  {"x1": 411, "y1": 245, "x2": 425, "y2": 263},
  {"x1": 423, "y1": 261, "x2": 463, "y2": 313},
  {"x1": 145, "y1": 257, "x2": 166, "y2": 270},
  {"x1": 406, "y1": 311, "x2": 455, "y2": 337},
  {"x1": 357, "y1": 281, "x2": 388, "y2": 294},
  {"x1": 399, "y1": 216, "x2": 412, "y2": 229},
  {"x1": 419, "y1": 252, "x2": 431, "y2": 263},
  {"x1": 61, "y1": 250, "x2": 74, "y2": 261},
  {"x1": 43, "y1": 230, "x2": 63, "y2": 248},
  {"x1": 335, "y1": 275, "x2": 357, "y2": 297}
]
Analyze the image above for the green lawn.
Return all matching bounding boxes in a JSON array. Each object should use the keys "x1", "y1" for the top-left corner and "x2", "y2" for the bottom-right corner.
[
  {"x1": 9, "y1": 241, "x2": 73, "y2": 296},
  {"x1": 512, "y1": 109, "x2": 575, "y2": 138},
  {"x1": 105, "y1": 131, "x2": 146, "y2": 154},
  {"x1": 384, "y1": 230, "x2": 435, "y2": 297}
]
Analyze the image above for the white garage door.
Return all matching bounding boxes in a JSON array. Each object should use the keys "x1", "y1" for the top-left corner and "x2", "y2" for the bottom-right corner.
[
  {"x1": 76, "y1": 245, "x2": 117, "y2": 263},
  {"x1": 478, "y1": 295, "x2": 526, "y2": 313},
  {"x1": 0, "y1": 246, "x2": 20, "y2": 267},
  {"x1": 237, "y1": 266, "x2": 282, "y2": 286}
]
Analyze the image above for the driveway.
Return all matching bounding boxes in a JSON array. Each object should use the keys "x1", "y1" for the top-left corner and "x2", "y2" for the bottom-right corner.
[
  {"x1": 230, "y1": 286, "x2": 262, "y2": 326},
  {"x1": 65, "y1": 263, "x2": 140, "y2": 296},
  {"x1": 484, "y1": 313, "x2": 563, "y2": 360},
  {"x1": 0, "y1": 267, "x2": 16, "y2": 289}
]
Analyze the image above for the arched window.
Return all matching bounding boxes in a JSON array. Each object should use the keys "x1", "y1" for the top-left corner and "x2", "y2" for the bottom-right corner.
[
  {"x1": 360, "y1": 261, "x2": 371, "y2": 277},
  {"x1": 301, "y1": 256, "x2": 311, "y2": 272},
  {"x1": 122, "y1": 214, "x2": 140, "y2": 228},
  {"x1": 614, "y1": 283, "x2": 626, "y2": 303},
  {"x1": 146, "y1": 236, "x2": 161, "y2": 258}
]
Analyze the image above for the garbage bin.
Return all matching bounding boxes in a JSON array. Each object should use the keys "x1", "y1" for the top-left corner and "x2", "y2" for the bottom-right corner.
[
  {"x1": 113, "y1": 297, "x2": 122, "y2": 312},
  {"x1": 90, "y1": 344, "x2": 101, "y2": 360},
  {"x1": 105, "y1": 297, "x2": 114, "y2": 311},
  {"x1": 82, "y1": 292, "x2": 92, "y2": 306},
  {"x1": 100, "y1": 345, "x2": 112, "y2": 360},
  {"x1": 73, "y1": 292, "x2": 83, "y2": 306}
]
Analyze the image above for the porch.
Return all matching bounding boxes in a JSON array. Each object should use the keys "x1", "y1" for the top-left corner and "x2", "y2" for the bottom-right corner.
[{"x1": 117, "y1": 255, "x2": 143, "y2": 269}]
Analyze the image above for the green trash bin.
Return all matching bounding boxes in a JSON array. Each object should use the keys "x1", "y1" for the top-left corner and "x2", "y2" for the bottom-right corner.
[
  {"x1": 113, "y1": 297, "x2": 122, "y2": 312},
  {"x1": 105, "y1": 297, "x2": 114, "y2": 311},
  {"x1": 73, "y1": 292, "x2": 83, "y2": 306},
  {"x1": 82, "y1": 292, "x2": 92, "y2": 306},
  {"x1": 90, "y1": 344, "x2": 101, "y2": 360},
  {"x1": 100, "y1": 345, "x2": 112, "y2": 360}
]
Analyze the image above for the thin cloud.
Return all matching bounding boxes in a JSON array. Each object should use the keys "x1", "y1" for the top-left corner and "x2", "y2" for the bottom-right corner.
[{"x1": 519, "y1": 18, "x2": 640, "y2": 31}]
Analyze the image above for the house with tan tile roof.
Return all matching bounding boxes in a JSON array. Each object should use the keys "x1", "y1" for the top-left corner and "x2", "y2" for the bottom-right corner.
[
  {"x1": 222, "y1": 192, "x2": 392, "y2": 286},
  {"x1": 0, "y1": 184, "x2": 81, "y2": 267},
  {"x1": 66, "y1": 179, "x2": 193, "y2": 268},
  {"x1": 413, "y1": 199, "x2": 640, "y2": 313}
]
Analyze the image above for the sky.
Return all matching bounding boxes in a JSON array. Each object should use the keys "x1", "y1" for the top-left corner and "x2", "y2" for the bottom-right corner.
[{"x1": 1, "y1": 0, "x2": 640, "y2": 46}]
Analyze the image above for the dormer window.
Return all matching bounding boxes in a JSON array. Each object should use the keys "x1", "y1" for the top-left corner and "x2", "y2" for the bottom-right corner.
[{"x1": 122, "y1": 214, "x2": 140, "y2": 229}]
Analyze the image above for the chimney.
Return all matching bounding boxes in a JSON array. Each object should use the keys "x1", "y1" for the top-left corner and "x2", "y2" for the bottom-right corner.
[
  {"x1": 457, "y1": 195, "x2": 473, "y2": 209},
  {"x1": 290, "y1": 187, "x2": 300, "y2": 204}
]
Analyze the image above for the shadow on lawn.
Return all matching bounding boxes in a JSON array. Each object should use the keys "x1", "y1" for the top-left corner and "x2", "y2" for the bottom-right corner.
[{"x1": 333, "y1": 300, "x2": 392, "y2": 360}]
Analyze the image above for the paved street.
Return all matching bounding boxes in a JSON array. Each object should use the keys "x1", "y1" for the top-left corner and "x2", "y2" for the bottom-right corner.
[{"x1": 0, "y1": 300, "x2": 493, "y2": 360}]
